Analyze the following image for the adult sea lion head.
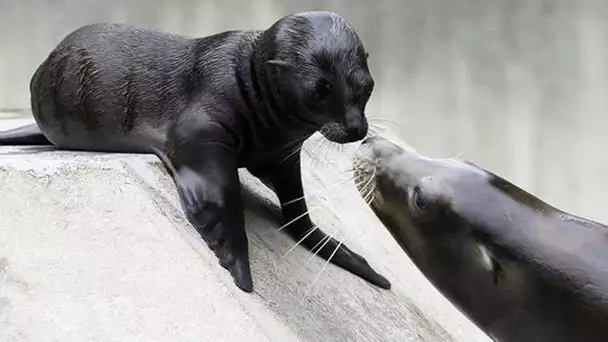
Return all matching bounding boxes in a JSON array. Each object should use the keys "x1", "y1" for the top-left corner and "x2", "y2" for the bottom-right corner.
[
  {"x1": 258, "y1": 11, "x2": 374, "y2": 143},
  {"x1": 352, "y1": 135, "x2": 556, "y2": 328}
]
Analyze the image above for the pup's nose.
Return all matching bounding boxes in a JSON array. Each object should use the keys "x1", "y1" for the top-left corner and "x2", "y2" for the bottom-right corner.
[
  {"x1": 344, "y1": 108, "x2": 368, "y2": 141},
  {"x1": 346, "y1": 124, "x2": 368, "y2": 141}
]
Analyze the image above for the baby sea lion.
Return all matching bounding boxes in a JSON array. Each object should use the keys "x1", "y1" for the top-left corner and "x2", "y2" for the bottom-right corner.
[
  {"x1": 0, "y1": 11, "x2": 390, "y2": 292},
  {"x1": 353, "y1": 135, "x2": 608, "y2": 342}
]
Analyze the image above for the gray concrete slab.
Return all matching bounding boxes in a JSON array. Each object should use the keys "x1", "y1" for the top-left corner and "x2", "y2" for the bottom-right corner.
[{"x1": 0, "y1": 119, "x2": 490, "y2": 341}]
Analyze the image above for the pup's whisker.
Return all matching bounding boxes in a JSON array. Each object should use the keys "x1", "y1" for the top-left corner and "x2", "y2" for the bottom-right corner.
[
  {"x1": 282, "y1": 224, "x2": 320, "y2": 258},
  {"x1": 304, "y1": 136, "x2": 324, "y2": 167},
  {"x1": 283, "y1": 174, "x2": 357, "y2": 205},
  {"x1": 309, "y1": 139, "x2": 326, "y2": 169},
  {"x1": 277, "y1": 203, "x2": 324, "y2": 232},
  {"x1": 368, "y1": 117, "x2": 403, "y2": 126},
  {"x1": 278, "y1": 135, "x2": 313, "y2": 164},
  {"x1": 304, "y1": 231, "x2": 347, "y2": 298},
  {"x1": 278, "y1": 176, "x2": 365, "y2": 234},
  {"x1": 280, "y1": 143, "x2": 304, "y2": 163},
  {"x1": 307, "y1": 225, "x2": 342, "y2": 264},
  {"x1": 277, "y1": 134, "x2": 310, "y2": 153}
]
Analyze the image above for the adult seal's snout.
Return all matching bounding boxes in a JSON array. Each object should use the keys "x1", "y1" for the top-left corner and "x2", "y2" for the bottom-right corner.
[
  {"x1": 361, "y1": 135, "x2": 381, "y2": 145},
  {"x1": 0, "y1": 11, "x2": 391, "y2": 293},
  {"x1": 353, "y1": 135, "x2": 608, "y2": 342},
  {"x1": 357, "y1": 135, "x2": 406, "y2": 162}
]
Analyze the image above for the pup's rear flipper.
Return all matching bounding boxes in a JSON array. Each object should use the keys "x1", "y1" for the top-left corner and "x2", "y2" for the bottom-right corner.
[{"x1": 0, "y1": 124, "x2": 52, "y2": 145}]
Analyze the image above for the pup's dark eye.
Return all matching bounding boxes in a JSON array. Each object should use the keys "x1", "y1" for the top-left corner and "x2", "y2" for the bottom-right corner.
[
  {"x1": 315, "y1": 78, "x2": 332, "y2": 100},
  {"x1": 412, "y1": 186, "x2": 427, "y2": 210},
  {"x1": 362, "y1": 82, "x2": 375, "y2": 100}
]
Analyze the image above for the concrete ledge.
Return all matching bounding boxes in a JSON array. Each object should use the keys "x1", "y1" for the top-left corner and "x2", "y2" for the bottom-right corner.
[{"x1": 0, "y1": 121, "x2": 490, "y2": 341}]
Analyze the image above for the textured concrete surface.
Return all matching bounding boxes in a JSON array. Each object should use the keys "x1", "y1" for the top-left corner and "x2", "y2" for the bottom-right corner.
[{"x1": 0, "y1": 119, "x2": 491, "y2": 341}]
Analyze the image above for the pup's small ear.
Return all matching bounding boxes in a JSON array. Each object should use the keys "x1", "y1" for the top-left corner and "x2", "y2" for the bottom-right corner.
[
  {"x1": 364, "y1": 52, "x2": 370, "y2": 60},
  {"x1": 266, "y1": 59, "x2": 306, "y2": 99}
]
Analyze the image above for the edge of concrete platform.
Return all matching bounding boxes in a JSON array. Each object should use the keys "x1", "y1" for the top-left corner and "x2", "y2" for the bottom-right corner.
[{"x1": 0, "y1": 118, "x2": 491, "y2": 342}]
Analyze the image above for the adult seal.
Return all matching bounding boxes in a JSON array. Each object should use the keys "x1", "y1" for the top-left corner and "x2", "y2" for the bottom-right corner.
[
  {"x1": 353, "y1": 135, "x2": 608, "y2": 342},
  {"x1": 0, "y1": 11, "x2": 391, "y2": 293}
]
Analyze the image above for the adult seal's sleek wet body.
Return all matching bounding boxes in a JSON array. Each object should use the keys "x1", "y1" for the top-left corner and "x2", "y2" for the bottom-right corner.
[
  {"x1": 353, "y1": 135, "x2": 608, "y2": 342},
  {"x1": 0, "y1": 11, "x2": 391, "y2": 293}
]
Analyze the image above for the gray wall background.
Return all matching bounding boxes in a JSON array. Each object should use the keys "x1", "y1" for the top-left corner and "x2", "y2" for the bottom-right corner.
[{"x1": 1, "y1": 0, "x2": 606, "y2": 223}]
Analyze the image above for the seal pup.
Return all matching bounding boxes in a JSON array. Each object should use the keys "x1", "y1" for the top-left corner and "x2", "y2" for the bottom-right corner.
[
  {"x1": 353, "y1": 135, "x2": 608, "y2": 342},
  {"x1": 0, "y1": 11, "x2": 391, "y2": 292}
]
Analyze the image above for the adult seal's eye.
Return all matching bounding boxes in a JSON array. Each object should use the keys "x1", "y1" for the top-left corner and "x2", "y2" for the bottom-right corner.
[
  {"x1": 315, "y1": 78, "x2": 332, "y2": 100},
  {"x1": 412, "y1": 186, "x2": 427, "y2": 211}
]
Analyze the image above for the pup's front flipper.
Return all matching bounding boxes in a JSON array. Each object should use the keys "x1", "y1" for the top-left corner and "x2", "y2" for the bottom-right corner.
[
  {"x1": 248, "y1": 154, "x2": 391, "y2": 290},
  {"x1": 163, "y1": 120, "x2": 252, "y2": 292}
]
